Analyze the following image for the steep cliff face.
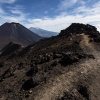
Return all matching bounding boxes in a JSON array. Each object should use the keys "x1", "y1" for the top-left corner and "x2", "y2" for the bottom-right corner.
[
  {"x1": 0, "y1": 22, "x2": 43, "y2": 49},
  {"x1": 0, "y1": 23, "x2": 100, "y2": 100}
]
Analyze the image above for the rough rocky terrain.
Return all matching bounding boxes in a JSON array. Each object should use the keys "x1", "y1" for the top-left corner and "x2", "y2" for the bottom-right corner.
[{"x1": 0, "y1": 23, "x2": 100, "y2": 100}]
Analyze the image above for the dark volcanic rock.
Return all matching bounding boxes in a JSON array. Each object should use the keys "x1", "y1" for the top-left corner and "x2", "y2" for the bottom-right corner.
[
  {"x1": 26, "y1": 65, "x2": 38, "y2": 77},
  {"x1": 0, "y1": 42, "x2": 21, "y2": 57},
  {"x1": 59, "y1": 53, "x2": 94, "y2": 66},
  {"x1": 77, "y1": 85, "x2": 89, "y2": 100},
  {"x1": 22, "y1": 78, "x2": 38, "y2": 91},
  {"x1": 59, "y1": 23, "x2": 100, "y2": 38},
  {"x1": 59, "y1": 53, "x2": 79, "y2": 66}
]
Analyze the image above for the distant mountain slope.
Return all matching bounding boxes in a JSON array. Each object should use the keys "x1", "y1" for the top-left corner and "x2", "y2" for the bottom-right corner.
[
  {"x1": 29, "y1": 27, "x2": 58, "y2": 37},
  {"x1": 0, "y1": 22, "x2": 42, "y2": 49}
]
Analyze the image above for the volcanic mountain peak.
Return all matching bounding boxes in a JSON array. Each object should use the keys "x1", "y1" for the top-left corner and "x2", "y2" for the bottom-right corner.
[
  {"x1": 0, "y1": 22, "x2": 43, "y2": 49},
  {"x1": 59, "y1": 23, "x2": 100, "y2": 37},
  {"x1": 1, "y1": 22, "x2": 20, "y2": 27},
  {"x1": 5, "y1": 22, "x2": 19, "y2": 24}
]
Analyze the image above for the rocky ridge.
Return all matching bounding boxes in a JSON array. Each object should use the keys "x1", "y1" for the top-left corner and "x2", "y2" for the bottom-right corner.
[{"x1": 0, "y1": 23, "x2": 100, "y2": 100}]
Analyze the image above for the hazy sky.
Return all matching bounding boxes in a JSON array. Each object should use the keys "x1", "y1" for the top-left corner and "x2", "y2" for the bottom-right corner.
[{"x1": 0, "y1": 0, "x2": 100, "y2": 32}]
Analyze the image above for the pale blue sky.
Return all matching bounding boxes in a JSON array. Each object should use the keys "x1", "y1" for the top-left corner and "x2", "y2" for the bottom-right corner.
[{"x1": 0, "y1": 0, "x2": 100, "y2": 32}]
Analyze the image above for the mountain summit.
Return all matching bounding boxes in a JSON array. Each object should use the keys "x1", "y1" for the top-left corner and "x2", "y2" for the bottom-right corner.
[
  {"x1": 0, "y1": 22, "x2": 42, "y2": 48},
  {"x1": 59, "y1": 23, "x2": 100, "y2": 37}
]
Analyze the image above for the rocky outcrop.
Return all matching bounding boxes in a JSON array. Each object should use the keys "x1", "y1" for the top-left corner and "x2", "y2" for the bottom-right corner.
[
  {"x1": 59, "y1": 23, "x2": 100, "y2": 38},
  {"x1": 0, "y1": 42, "x2": 21, "y2": 57}
]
